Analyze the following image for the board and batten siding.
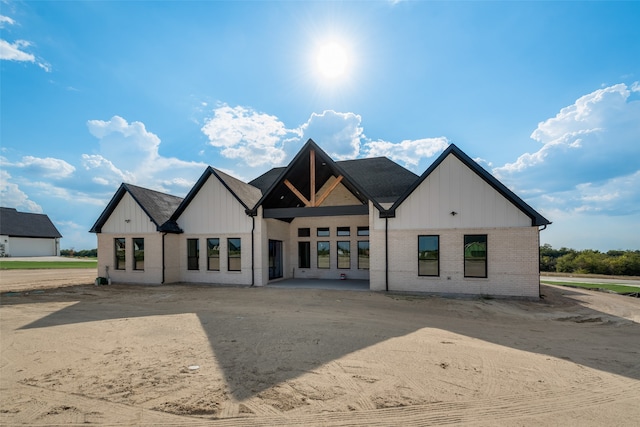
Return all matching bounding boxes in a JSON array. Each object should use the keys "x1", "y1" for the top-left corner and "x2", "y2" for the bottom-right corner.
[
  {"x1": 390, "y1": 154, "x2": 531, "y2": 230},
  {"x1": 176, "y1": 174, "x2": 253, "y2": 234},
  {"x1": 101, "y1": 192, "x2": 158, "y2": 234}
]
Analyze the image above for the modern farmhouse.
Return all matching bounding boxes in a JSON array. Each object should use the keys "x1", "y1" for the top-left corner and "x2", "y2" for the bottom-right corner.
[{"x1": 91, "y1": 139, "x2": 550, "y2": 297}]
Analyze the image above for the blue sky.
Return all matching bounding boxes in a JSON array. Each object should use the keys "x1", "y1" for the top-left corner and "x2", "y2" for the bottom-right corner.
[{"x1": 1, "y1": 0, "x2": 639, "y2": 251}]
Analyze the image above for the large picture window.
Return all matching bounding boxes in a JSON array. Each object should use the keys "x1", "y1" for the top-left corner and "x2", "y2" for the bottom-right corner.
[
  {"x1": 418, "y1": 235, "x2": 439, "y2": 276},
  {"x1": 133, "y1": 238, "x2": 144, "y2": 271},
  {"x1": 358, "y1": 241, "x2": 370, "y2": 270},
  {"x1": 298, "y1": 241, "x2": 310, "y2": 268},
  {"x1": 337, "y1": 241, "x2": 351, "y2": 269},
  {"x1": 464, "y1": 235, "x2": 487, "y2": 278},
  {"x1": 115, "y1": 238, "x2": 125, "y2": 270},
  {"x1": 317, "y1": 241, "x2": 330, "y2": 269},
  {"x1": 207, "y1": 238, "x2": 220, "y2": 271},
  {"x1": 187, "y1": 238, "x2": 199, "y2": 270},
  {"x1": 228, "y1": 238, "x2": 241, "y2": 271}
]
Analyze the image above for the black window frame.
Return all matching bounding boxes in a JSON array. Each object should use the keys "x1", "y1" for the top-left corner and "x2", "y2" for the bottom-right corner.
[
  {"x1": 298, "y1": 241, "x2": 311, "y2": 269},
  {"x1": 115, "y1": 238, "x2": 126, "y2": 270},
  {"x1": 187, "y1": 238, "x2": 199, "y2": 270},
  {"x1": 337, "y1": 226, "x2": 350, "y2": 236},
  {"x1": 317, "y1": 241, "x2": 330, "y2": 269},
  {"x1": 357, "y1": 226, "x2": 369, "y2": 236},
  {"x1": 133, "y1": 237, "x2": 144, "y2": 271},
  {"x1": 464, "y1": 234, "x2": 488, "y2": 278},
  {"x1": 418, "y1": 235, "x2": 439, "y2": 277},
  {"x1": 337, "y1": 241, "x2": 351, "y2": 269},
  {"x1": 228, "y1": 238, "x2": 241, "y2": 272},
  {"x1": 317, "y1": 227, "x2": 330, "y2": 237},
  {"x1": 298, "y1": 228, "x2": 310, "y2": 237},
  {"x1": 207, "y1": 238, "x2": 220, "y2": 271}
]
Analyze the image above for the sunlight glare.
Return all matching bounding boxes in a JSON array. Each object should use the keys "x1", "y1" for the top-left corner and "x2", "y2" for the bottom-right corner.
[{"x1": 316, "y1": 42, "x2": 349, "y2": 79}]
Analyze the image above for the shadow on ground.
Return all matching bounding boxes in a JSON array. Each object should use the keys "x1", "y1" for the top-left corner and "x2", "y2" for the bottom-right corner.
[{"x1": 4, "y1": 283, "x2": 639, "y2": 400}]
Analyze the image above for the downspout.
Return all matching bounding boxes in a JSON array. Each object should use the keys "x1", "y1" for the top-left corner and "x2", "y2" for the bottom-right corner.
[
  {"x1": 161, "y1": 232, "x2": 167, "y2": 284},
  {"x1": 385, "y1": 217, "x2": 389, "y2": 292},
  {"x1": 250, "y1": 215, "x2": 255, "y2": 287},
  {"x1": 537, "y1": 224, "x2": 547, "y2": 298}
]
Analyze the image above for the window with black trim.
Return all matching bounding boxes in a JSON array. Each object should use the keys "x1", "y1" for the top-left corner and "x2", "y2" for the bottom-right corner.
[
  {"x1": 464, "y1": 235, "x2": 487, "y2": 278},
  {"x1": 317, "y1": 241, "x2": 330, "y2": 268},
  {"x1": 207, "y1": 238, "x2": 220, "y2": 271},
  {"x1": 187, "y1": 239, "x2": 199, "y2": 270},
  {"x1": 337, "y1": 241, "x2": 350, "y2": 269},
  {"x1": 228, "y1": 238, "x2": 241, "y2": 271},
  {"x1": 418, "y1": 235, "x2": 439, "y2": 276},
  {"x1": 298, "y1": 228, "x2": 310, "y2": 237},
  {"x1": 317, "y1": 227, "x2": 330, "y2": 237},
  {"x1": 133, "y1": 238, "x2": 144, "y2": 271},
  {"x1": 357, "y1": 226, "x2": 369, "y2": 236},
  {"x1": 115, "y1": 238, "x2": 125, "y2": 270},
  {"x1": 358, "y1": 241, "x2": 370, "y2": 270},
  {"x1": 298, "y1": 241, "x2": 310, "y2": 268},
  {"x1": 337, "y1": 226, "x2": 350, "y2": 236}
]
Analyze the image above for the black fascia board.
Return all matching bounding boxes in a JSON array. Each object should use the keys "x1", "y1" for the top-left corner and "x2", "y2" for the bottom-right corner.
[
  {"x1": 263, "y1": 205, "x2": 368, "y2": 219},
  {"x1": 387, "y1": 144, "x2": 551, "y2": 226},
  {"x1": 89, "y1": 183, "x2": 128, "y2": 233}
]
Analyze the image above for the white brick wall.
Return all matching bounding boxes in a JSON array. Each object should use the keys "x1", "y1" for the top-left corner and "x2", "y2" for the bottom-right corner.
[{"x1": 370, "y1": 226, "x2": 540, "y2": 298}]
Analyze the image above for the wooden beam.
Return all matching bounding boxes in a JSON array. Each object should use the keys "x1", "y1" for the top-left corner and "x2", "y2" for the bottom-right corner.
[
  {"x1": 315, "y1": 175, "x2": 344, "y2": 207},
  {"x1": 284, "y1": 179, "x2": 311, "y2": 207},
  {"x1": 310, "y1": 149, "x2": 316, "y2": 207}
]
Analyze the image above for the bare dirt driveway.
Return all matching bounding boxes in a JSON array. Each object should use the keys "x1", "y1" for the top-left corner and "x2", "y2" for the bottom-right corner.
[{"x1": 1, "y1": 270, "x2": 639, "y2": 426}]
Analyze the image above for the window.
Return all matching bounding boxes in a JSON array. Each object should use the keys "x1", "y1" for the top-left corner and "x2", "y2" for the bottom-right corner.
[
  {"x1": 337, "y1": 226, "x2": 350, "y2": 236},
  {"x1": 133, "y1": 238, "x2": 144, "y2": 271},
  {"x1": 298, "y1": 241, "x2": 310, "y2": 268},
  {"x1": 115, "y1": 238, "x2": 125, "y2": 270},
  {"x1": 298, "y1": 228, "x2": 310, "y2": 237},
  {"x1": 357, "y1": 226, "x2": 369, "y2": 236},
  {"x1": 464, "y1": 235, "x2": 487, "y2": 278},
  {"x1": 317, "y1": 227, "x2": 330, "y2": 237},
  {"x1": 358, "y1": 241, "x2": 370, "y2": 270},
  {"x1": 337, "y1": 241, "x2": 351, "y2": 269},
  {"x1": 317, "y1": 241, "x2": 330, "y2": 269},
  {"x1": 207, "y1": 238, "x2": 220, "y2": 271},
  {"x1": 228, "y1": 238, "x2": 241, "y2": 271},
  {"x1": 187, "y1": 239, "x2": 199, "y2": 270},
  {"x1": 418, "y1": 235, "x2": 439, "y2": 276}
]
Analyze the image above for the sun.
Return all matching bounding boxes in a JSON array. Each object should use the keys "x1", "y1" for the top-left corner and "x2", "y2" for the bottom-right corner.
[{"x1": 316, "y1": 41, "x2": 349, "y2": 80}]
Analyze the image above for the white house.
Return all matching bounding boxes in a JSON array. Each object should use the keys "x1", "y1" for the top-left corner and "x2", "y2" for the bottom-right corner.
[
  {"x1": 91, "y1": 140, "x2": 550, "y2": 298},
  {"x1": 0, "y1": 207, "x2": 62, "y2": 257}
]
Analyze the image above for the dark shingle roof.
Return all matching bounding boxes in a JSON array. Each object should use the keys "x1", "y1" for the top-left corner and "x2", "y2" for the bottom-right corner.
[
  {"x1": 0, "y1": 207, "x2": 62, "y2": 238},
  {"x1": 249, "y1": 167, "x2": 286, "y2": 194},
  {"x1": 90, "y1": 184, "x2": 183, "y2": 233},
  {"x1": 213, "y1": 168, "x2": 263, "y2": 208},
  {"x1": 338, "y1": 157, "x2": 418, "y2": 204}
]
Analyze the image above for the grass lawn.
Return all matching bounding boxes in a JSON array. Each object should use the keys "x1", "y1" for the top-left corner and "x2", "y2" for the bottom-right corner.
[
  {"x1": 541, "y1": 280, "x2": 639, "y2": 295},
  {"x1": 0, "y1": 260, "x2": 97, "y2": 270}
]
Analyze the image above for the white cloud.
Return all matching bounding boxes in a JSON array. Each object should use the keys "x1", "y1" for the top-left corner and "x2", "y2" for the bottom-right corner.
[
  {"x1": 364, "y1": 137, "x2": 449, "y2": 167},
  {"x1": 0, "y1": 15, "x2": 16, "y2": 27},
  {"x1": 0, "y1": 170, "x2": 43, "y2": 213},
  {"x1": 85, "y1": 116, "x2": 207, "y2": 194},
  {"x1": 299, "y1": 110, "x2": 363, "y2": 160},
  {"x1": 0, "y1": 39, "x2": 34, "y2": 62},
  {"x1": 494, "y1": 82, "x2": 640, "y2": 222},
  {"x1": 200, "y1": 105, "x2": 448, "y2": 171},
  {"x1": 201, "y1": 105, "x2": 295, "y2": 167},
  {"x1": 10, "y1": 155, "x2": 76, "y2": 179}
]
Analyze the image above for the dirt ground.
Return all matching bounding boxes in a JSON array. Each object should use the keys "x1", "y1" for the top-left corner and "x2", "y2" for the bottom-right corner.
[{"x1": 1, "y1": 270, "x2": 639, "y2": 426}]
